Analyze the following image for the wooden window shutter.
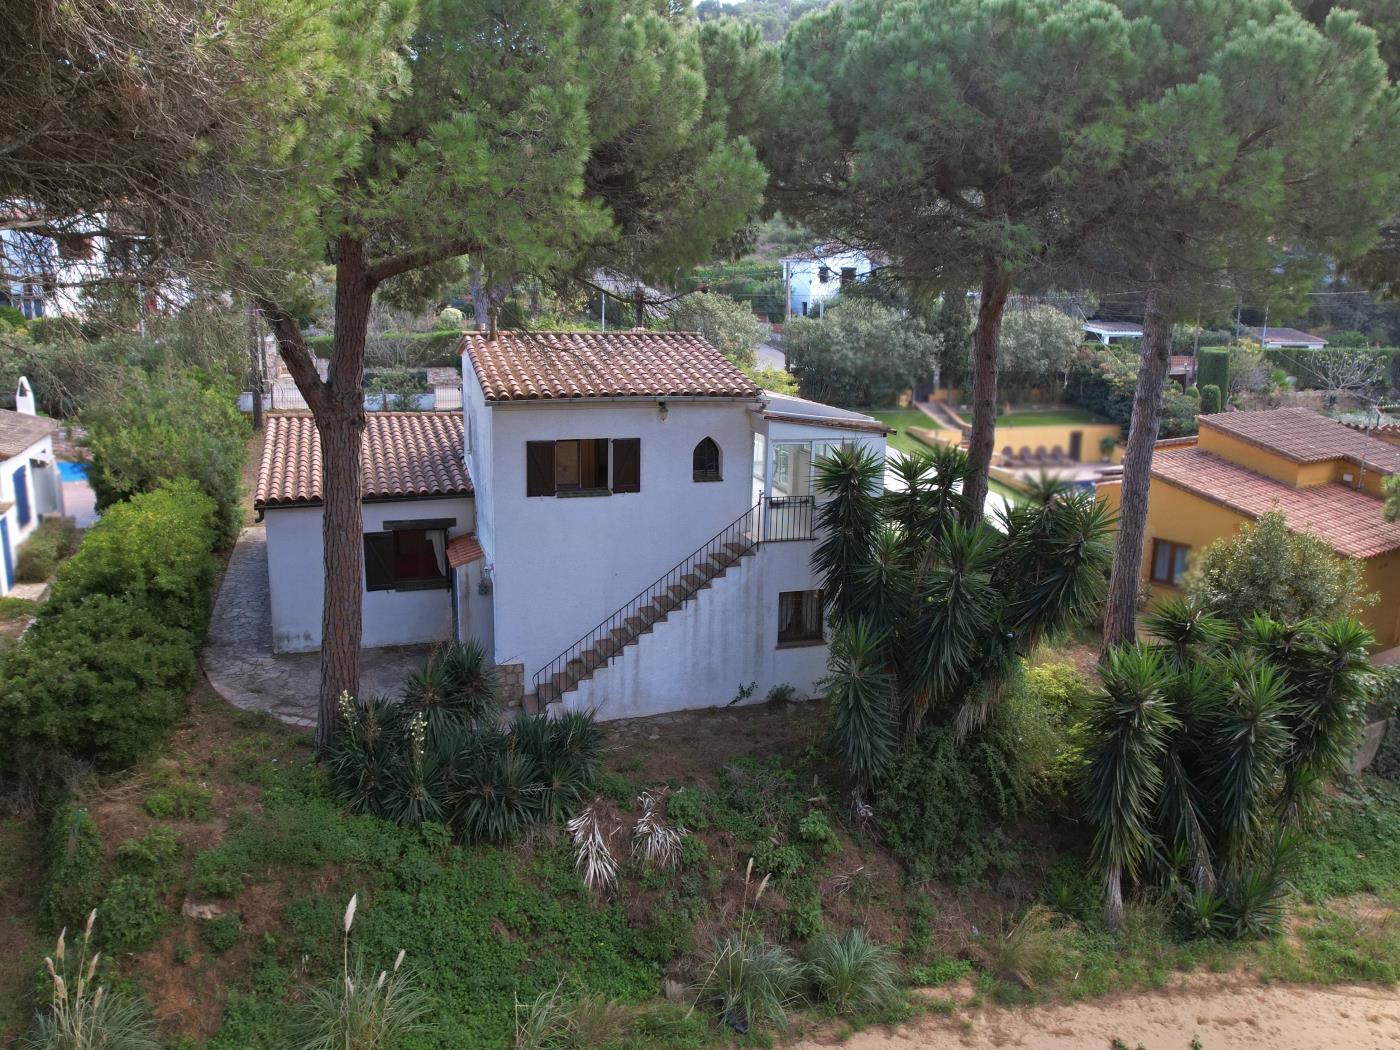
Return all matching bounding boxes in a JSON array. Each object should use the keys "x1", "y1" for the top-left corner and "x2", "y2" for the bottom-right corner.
[
  {"x1": 363, "y1": 532, "x2": 395, "y2": 590},
  {"x1": 526, "y1": 441, "x2": 556, "y2": 496},
  {"x1": 611, "y1": 438, "x2": 640, "y2": 493}
]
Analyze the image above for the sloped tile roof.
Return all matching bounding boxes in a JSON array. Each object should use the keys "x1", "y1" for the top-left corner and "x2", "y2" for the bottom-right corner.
[
  {"x1": 1200, "y1": 408, "x2": 1400, "y2": 474},
  {"x1": 445, "y1": 532, "x2": 484, "y2": 568},
  {"x1": 0, "y1": 409, "x2": 57, "y2": 459},
  {"x1": 1153, "y1": 445, "x2": 1400, "y2": 559},
  {"x1": 463, "y1": 330, "x2": 759, "y2": 402},
  {"x1": 255, "y1": 413, "x2": 471, "y2": 509}
]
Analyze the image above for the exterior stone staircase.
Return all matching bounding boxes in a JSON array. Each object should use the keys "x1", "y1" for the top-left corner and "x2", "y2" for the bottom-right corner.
[{"x1": 532, "y1": 533, "x2": 759, "y2": 709}]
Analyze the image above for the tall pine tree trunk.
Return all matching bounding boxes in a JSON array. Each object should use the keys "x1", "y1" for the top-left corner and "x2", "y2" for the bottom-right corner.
[
  {"x1": 965, "y1": 266, "x2": 1010, "y2": 523},
  {"x1": 246, "y1": 299, "x2": 263, "y2": 431},
  {"x1": 1102, "y1": 286, "x2": 1173, "y2": 649}
]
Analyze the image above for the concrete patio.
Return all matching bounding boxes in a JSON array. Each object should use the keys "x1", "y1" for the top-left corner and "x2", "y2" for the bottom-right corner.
[{"x1": 202, "y1": 525, "x2": 431, "y2": 726}]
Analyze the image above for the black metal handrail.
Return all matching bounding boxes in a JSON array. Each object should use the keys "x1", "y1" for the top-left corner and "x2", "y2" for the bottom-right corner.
[{"x1": 533, "y1": 499, "x2": 765, "y2": 699}]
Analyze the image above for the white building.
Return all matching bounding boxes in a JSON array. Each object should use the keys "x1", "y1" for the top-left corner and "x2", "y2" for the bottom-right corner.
[
  {"x1": 255, "y1": 331, "x2": 889, "y2": 719},
  {"x1": 0, "y1": 378, "x2": 65, "y2": 595},
  {"x1": 1082, "y1": 320, "x2": 1144, "y2": 344},
  {"x1": 1245, "y1": 326, "x2": 1327, "y2": 349},
  {"x1": 780, "y1": 246, "x2": 874, "y2": 319}
]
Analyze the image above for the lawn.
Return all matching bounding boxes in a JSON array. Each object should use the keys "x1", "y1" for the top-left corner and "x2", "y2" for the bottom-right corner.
[{"x1": 862, "y1": 407, "x2": 944, "y2": 456}]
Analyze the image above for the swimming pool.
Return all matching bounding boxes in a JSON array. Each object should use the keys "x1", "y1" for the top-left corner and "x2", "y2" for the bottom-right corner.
[{"x1": 58, "y1": 460, "x2": 89, "y2": 483}]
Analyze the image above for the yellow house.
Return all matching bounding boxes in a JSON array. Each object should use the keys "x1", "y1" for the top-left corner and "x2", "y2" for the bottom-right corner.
[{"x1": 1097, "y1": 408, "x2": 1400, "y2": 648}]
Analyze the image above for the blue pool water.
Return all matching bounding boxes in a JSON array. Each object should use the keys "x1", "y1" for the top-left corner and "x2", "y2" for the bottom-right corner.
[{"x1": 58, "y1": 460, "x2": 89, "y2": 483}]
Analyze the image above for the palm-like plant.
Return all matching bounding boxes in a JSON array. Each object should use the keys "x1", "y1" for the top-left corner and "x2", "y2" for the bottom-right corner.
[
  {"x1": 822, "y1": 621, "x2": 899, "y2": 792},
  {"x1": 813, "y1": 443, "x2": 1114, "y2": 747}
]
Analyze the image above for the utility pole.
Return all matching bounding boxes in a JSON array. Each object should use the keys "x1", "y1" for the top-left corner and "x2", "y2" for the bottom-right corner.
[{"x1": 246, "y1": 299, "x2": 263, "y2": 430}]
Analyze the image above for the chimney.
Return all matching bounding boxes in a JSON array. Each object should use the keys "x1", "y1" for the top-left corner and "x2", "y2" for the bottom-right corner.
[{"x1": 14, "y1": 376, "x2": 35, "y2": 415}]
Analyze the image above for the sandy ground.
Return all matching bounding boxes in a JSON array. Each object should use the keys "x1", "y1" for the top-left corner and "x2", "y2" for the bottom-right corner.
[{"x1": 796, "y1": 978, "x2": 1400, "y2": 1049}]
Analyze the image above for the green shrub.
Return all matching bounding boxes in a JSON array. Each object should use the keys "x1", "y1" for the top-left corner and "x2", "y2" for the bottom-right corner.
[
  {"x1": 40, "y1": 804, "x2": 102, "y2": 931},
  {"x1": 14, "y1": 517, "x2": 79, "y2": 582},
  {"x1": 143, "y1": 780, "x2": 213, "y2": 822},
  {"x1": 666, "y1": 787, "x2": 708, "y2": 830},
  {"x1": 752, "y1": 840, "x2": 806, "y2": 880},
  {"x1": 115, "y1": 826, "x2": 182, "y2": 876},
  {"x1": 805, "y1": 929, "x2": 900, "y2": 1013},
  {"x1": 100, "y1": 874, "x2": 165, "y2": 953},
  {"x1": 82, "y1": 370, "x2": 250, "y2": 546},
  {"x1": 797, "y1": 810, "x2": 840, "y2": 855},
  {"x1": 44, "y1": 479, "x2": 219, "y2": 637},
  {"x1": 1199, "y1": 383, "x2": 1221, "y2": 414},
  {"x1": 878, "y1": 722, "x2": 1027, "y2": 883},
  {"x1": 695, "y1": 935, "x2": 804, "y2": 1032},
  {"x1": 200, "y1": 914, "x2": 242, "y2": 954},
  {"x1": 907, "y1": 957, "x2": 972, "y2": 986},
  {"x1": 679, "y1": 834, "x2": 709, "y2": 868},
  {"x1": 784, "y1": 885, "x2": 825, "y2": 940},
  {"x1": 1005, "y1": 661, "x2": 1093, "y2": 803},
  {"x1": 0, "y1": 594, "x2": 194, "y2": 771}
]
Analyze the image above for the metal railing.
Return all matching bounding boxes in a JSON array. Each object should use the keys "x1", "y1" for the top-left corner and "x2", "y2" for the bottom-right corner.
[
  {"x1": 533, "y1": 499, "x2": 764, "y2": 699},
  {"x1": 763, "y1": 495, "x2": 815, "y2": 542}
]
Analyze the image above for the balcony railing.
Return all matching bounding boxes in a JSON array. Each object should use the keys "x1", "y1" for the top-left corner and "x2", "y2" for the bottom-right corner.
[{"x1": 763, "y1": 495, "x2": 815, "y2": 541}]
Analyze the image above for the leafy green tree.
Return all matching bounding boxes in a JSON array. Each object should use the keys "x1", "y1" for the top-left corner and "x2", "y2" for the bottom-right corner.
[
  {"x1": 666, "y1": 293, "x2": 768, "y2": 369},
  {"x1": 1182, "y1": 510, "x2": 1373, "y2": 627},
  {"x1": 1066, "y1": 346, "x2": 1201, "y2": 437},
  {"x1": 784, "y1": 299, "x2": 938, "y2": 406},
  {"x1": 767, "y1": 0, "x2": 1149, "y2": 520},
  {"x1": 1097, "y1": 0, "x2": 1400, "y2": 647},
  {"x1": 998, "y1": 306, "x2": 1083, "y2": 396},
  {"x1": 928, "y1": 291, "x2": 973, "y2": 392},
  {"x1": 241, "y1": 0, "x2": 768, "y2": 745}
]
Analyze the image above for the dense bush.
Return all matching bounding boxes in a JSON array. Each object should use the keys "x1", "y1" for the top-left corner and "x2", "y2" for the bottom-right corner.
[
  {"x1": 14, "y1": 516, "x2": 79, "y2": 582},
  {"x1": 666, "y1": 292, "x2": 767, "y2": 369},
  {"x1": 0, "y1": 594, "x2": 196, "y2": 771},
  {"x1": 1066, "y1": 345, "x2": 1202, "y2": 437},
  {"x1": 1183, "y1": 510, "x2": 1372, "y2": 627},
  {"x1": 40, "y1": 803, "x2": 103, "y2": 931},
  {"x1": 1197, "y1": 347, "x2": 1230, "y2": 396},
  {"x1": 1199, "y1": 383, "x2": 1221, "y2": 414},
  {"x1": 1004, "y1": 661, "x2": 1093, "y2": 804},
  {"x1": 44, "y1": 479, "x2": 219, "y2": 636},
  {"x1": 878, "y1": 722, "x2": 1027, "y2": 883},
  {"x1": 305, "y1": 329, "x2": 463, "y2": 368},
  {"x1": 83, "y1": 369, "x2": 249, "y2": 545},
  {"x1": 1263, "y1": 345, "x2": 1399, "y2": 392},
  {"x1": 785, "y1": 299, "x2": 939, "y2": 406}
]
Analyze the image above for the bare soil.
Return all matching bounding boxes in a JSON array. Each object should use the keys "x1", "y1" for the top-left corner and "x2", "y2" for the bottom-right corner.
[{"x1": 799, "y1": 976, "x2": 1400, "y2": 1049}]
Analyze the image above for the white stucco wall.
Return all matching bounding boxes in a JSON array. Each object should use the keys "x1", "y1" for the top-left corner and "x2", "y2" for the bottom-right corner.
[
  {"x1": 264, "y1": 497, "x2": 475, "y2": 653},
  {"x1": 0, "y1": 434, "x2": 62, "y2": 594},
  {"x1": 783, "y1": 250, "x2": 874, "y2": 317},
  {"x1": 479, "y1": 398, "x2": 760, "y2": 681},
  {"x1": 559, "y1": 538, "x2": 830, "y2": 720}
]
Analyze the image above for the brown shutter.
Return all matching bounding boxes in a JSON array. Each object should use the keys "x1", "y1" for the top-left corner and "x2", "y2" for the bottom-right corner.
[
  {"x1": 363, "y1": 532, "x2": 395, "y2": 590},
  {"x1": 526, "y1": 441, "x2": 556, "y2": 496},
  {"x1": 612, "y1": 438, "x2": 640, "y2": 493}
]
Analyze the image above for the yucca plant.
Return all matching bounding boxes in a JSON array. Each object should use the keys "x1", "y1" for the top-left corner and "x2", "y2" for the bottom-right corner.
[
  {"x1": 546, "y1": 710, "x2": 604, "y2": 783},
  {"x1": 381, "y1": 713, "x2": 450, "y2": 827},
  {"x1": 822, "y1": 621, "x2": 898, "y2": 792},
  {"x1": 1141, "y1": 598, "x2": 1234, "y2": 667},
  {"x1": 327, "y1": 693, "x2": 402, "y2": 817},
  {"x1": 803, "y1": 928, "x2": 899, "y2": 1013},
  {"x1": 455, "y1": 750, "x2": 543, "y2": 843},
  {"x1": 403, "y1": 641, "x2": 498, "y2": 735},
  {"x1": 23, "y1": 910, "x2": 160, "y2": 1050},
  {"x1": 298, "y1": 895, "x2": 431, "y2": 1050},
  {"x1": 632, "y1": 791, "x2": 684, "y2": 870}
]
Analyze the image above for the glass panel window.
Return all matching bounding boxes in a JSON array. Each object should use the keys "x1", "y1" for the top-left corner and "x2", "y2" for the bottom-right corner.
[
  {"x1": 1149, "y1": 539, "x2": 1190, "y2": 587},
  {"x1": 778, "y1": 590, "x2": 824, "y2": 645}
]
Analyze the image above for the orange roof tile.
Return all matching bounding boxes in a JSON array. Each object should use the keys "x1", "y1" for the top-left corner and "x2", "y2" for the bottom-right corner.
[
  {"x1": 463, "y1": 330, "x2": 759, "y2": 402},
  {"x1": 445, "y1": 532, "x2": 484, "y2": 568},
  {"x1": 1152, "y1": 445, "x2": 1400, "y2": 559},
  {"x1": 1200, "y1": 409, "x2": 1400, "y2": 474},
  {"x1": 255, "y1": 413, "x2": 471, "y2": 509}
]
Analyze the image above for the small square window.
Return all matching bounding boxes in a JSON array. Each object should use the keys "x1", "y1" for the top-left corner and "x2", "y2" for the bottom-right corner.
[
  {"x1": 364, "y1": 529, "x2": 449, "y2": 591},
  {"x1": 778, "y1": 589, "x2": 824, "y2": 645},
  {"x1": 1149, "y1": 539, "x2": 1190, "y2": 587}
]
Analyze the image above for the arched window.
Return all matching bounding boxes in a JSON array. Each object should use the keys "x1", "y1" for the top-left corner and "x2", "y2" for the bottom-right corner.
[{"x1": 692, "y1": 437, "x2": 721, "y2": 482}]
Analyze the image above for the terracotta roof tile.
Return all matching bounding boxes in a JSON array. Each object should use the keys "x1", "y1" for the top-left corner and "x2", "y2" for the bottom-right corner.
[
  {"x1": 255, "y1": 413, "x2": 471, "y2": 509},
  {"x1": 464, "y1": 330, "x2": 759, "y2": 402},
  {"x1": 1200, "y1": 408, "x2": 1400, "y2": 475},
  {"x1": 0, "y1": 409, "x2": 57, "y2": 459},
  {"x1": 1153, "y1": 445, "x2": 1400, "y2": 559},
  {"x1": 445, "y1": 532, "x2": 484, "y2": 568}
]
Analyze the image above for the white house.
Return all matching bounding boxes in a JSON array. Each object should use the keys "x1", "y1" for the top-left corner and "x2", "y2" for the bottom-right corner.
[
  {"x1": 0, "y1": 378, "x2": 64, "y2": 595},
  {"x1": 1245, "y1": 326, "x2": 1327, "y2": 350},
  {"x1": 780, "y1": 246, "x2": 874, "y2": 319},
  {"x1": 255, "y1": 331, "x2": 889, "y2": 719},
  {"x1": 1082, "y1": 320, "x2": 1144, "y2": 344}
]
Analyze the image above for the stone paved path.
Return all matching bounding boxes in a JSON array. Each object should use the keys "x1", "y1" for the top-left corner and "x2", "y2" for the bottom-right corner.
[{"x1": 202, "y1": 525, "x2": 431, "y2": 727}]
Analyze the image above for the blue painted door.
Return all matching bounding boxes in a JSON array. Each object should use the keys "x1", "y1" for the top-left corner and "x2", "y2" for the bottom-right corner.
[
  {"x1": 13, "y1": 465, "x2": 29, "y2": 527},
  {"x1": 0, "y1": 517, "x2": 12, "y2": 593}
]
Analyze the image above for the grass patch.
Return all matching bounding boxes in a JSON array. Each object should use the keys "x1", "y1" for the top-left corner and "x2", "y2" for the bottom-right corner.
[
  {"x1": 861, "y1": 408, "x2": 944, "y2": 456},
  {"x1": 0, "y1": 596, "x2": 36, "y2": 622}
]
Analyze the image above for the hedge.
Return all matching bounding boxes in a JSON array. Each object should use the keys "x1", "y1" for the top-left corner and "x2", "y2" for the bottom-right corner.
[
  {"x1": 0, "y1": 480, "x2": 219, "y2": 773},
  {"x1": 1200, "y1": 384, "x2": 1222, "y2": 414},
  {"x1": 305, "y1": 329, "x2": 463, "y2": 368},
  {"x1": 1197, "y1": 347, "x2": 1230, "y2": 397}
]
